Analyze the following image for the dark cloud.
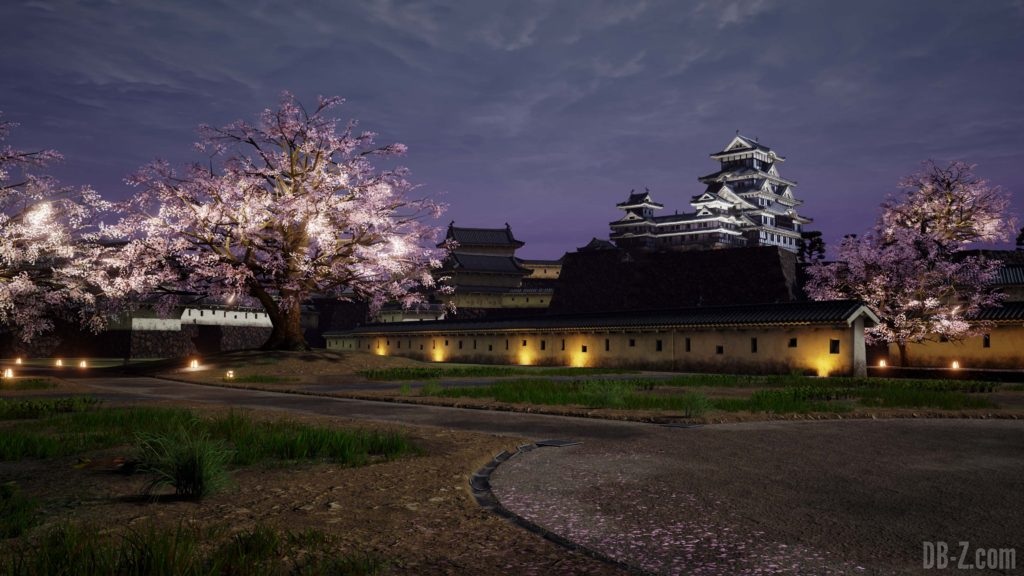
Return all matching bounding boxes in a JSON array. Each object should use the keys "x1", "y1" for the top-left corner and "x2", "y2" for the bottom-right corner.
[{"x1": 2, "y1": 0, "x2": 1022, "y2": 257}]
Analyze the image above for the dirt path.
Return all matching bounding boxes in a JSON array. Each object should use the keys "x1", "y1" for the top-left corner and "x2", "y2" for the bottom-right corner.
[{"x1": 76, "y1": 376, "x2": 1024, "y2": 575}]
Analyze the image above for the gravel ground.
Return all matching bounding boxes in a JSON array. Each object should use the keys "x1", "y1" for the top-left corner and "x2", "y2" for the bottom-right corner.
[{"x1": 490, "y1": 419, "x2": 1024, "y2": 575}]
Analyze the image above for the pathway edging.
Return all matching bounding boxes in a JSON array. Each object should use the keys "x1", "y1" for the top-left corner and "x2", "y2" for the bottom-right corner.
[{"x1": 469, "y1": 444, "x2": 650, "y2": 576}]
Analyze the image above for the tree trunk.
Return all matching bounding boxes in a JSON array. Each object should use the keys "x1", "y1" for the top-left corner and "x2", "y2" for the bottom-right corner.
[
  {"x1": 260, "y1": 297, "x2": 309, "y2": 351},
  {"x1": 897, "y1": 343, "x2": 908, "y2": 367},
  {"x1": 249, "y1": 282, "x2": 310, "y2": 351}
]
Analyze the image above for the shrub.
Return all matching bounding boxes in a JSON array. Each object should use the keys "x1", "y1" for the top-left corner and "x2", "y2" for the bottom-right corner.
[{"x1": 136, "y1": 427, "x2": 233, "y2": 500}]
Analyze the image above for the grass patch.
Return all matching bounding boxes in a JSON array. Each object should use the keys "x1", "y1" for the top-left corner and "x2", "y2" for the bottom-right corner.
[
  {"x1": 0, "y1": 483, "x2": 38, "y2": 539},
  {"x1": 204, "y1": 411, "x2": 416, "y2": 466},
  {"x1": 137, "y1": 428, "x2": 233, "y2": 499},
  {"x1": 431, "y1": 378, "x2": 710, "y2": 417},
  {"x1": 0, "y1": 378, "x2": 56, "y2": 391},
  {"x1": 0, "y1": 402, "x2": 415, "y2": 469},
  {"x1": 424, "y1": 376, "x2": 997, "y2": 415},
  {"x1": 1, "y1": 523, "x2": 386, "y2": 576},
  {"x1": 226, "y1": 374, "x2": 297, "y2": 384},
  {"x1": 852, "y1": 388, "x2": 995, "y2": 410},
  {"x1": 0, "y1": 396, "x2": 101, "y2": 420},
  {"x1": 359, "y1": 366, "x2": 632, "y2": 381}
]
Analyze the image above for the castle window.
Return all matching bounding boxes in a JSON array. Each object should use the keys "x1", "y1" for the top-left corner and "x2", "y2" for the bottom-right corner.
[
  {"x1": 522, "y1": 340, "x2": 527, "y2": 347},
  {"x1": 788, "y1": 338, "x2": 798, "y2": 348},
  {"x1": 983, "y1": 334, "x2": 991, "y2": 348},
  {"x1": 445, "y1": 339, "x2": 449, "y2": 346},
  {"x1": 629, "y1": 338, "x2": 636, "y2": 347},
  {"x1": 458, "y1": 340, "x2": 463, "y2": 349},
  {"x1": 751, "y1": 338, "x2": 758, "y2": 353},
  {"x1": 505, "y1": 339, "x2": 509, "y2": 350},
  {"x1": 716, "y1": 345, "x2": 724, "y2": 355},
  {"x1": 685, "y1": 337, "x2": 691, "y2": 352},
  {"x1": 829, "y1": 339, "x2": 840, "y2": 354},
  {"x1": 473, "y1": 340, "x2": 477, "y2": 350},
  {"x1": 656, "y1": 340, "x2": 663, "y2": 352},
  {"x1": 561, "y1": 339, "x2": 566, "y2": 351},
  {"x1": 605, "y1": 339, "x2": 610, "y2": 351},
  {"x1": 488, "y1": 344, "x2": 493, "y2": 351},
  {"x1": 541, "y1": 340, "x2": 546, "y2": 351},
  {"x1": 581, "y1": 345, "x2": 588, "y2": 353}
]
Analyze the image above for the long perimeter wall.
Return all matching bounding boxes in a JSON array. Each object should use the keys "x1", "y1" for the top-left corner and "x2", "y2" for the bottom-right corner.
[{"x1": 328, "y1": 323, "x2": 866, "y2": 376}]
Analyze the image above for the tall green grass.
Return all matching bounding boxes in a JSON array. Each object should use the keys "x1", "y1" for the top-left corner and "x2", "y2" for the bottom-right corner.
[
  {"x1": 0, "y1": 523, "x2": 386, "y2": 576},
  {"x1": 0, "y1": 403, "x2": 415, "y2": 467},
  {"x1": 432, "y1": 378, "x2": 710, "y2": 417},
  {"x1": 206, "y1": 411, "x2": 414, "y2": 466},
  {"x1": 137, "y1": 428, "x2": 233, "y2": 499},
  {"x1": 0, "y1": 378, "x2": 56, "y2": 391},
  {"x1": 0, "y1": 397, "x2": 101, "y2": 420},
  {"x1": 427, "y1": 377, "x2": 996, "y2": 415},
  {"x1": 0, "y1": 483, "x2": 38, "y2": 539}
]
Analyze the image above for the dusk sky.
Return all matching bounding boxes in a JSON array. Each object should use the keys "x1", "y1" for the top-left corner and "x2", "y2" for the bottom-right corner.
[{"x1": 2, "y1": 0, "x2": 1022, "y2": 258}]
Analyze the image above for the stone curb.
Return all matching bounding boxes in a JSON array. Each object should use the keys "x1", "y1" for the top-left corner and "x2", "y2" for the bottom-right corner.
[{"x1": 469, "y1": 444, "x2": 651, "y2": 576}]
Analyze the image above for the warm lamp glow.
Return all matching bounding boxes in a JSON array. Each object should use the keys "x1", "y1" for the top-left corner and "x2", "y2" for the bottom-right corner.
[
  {"x1": 15, "y1": 357, "x2": 22, "y2": 365},
  {"x1": 79, "y1": 360, "x2": 88, "y2": 368},
  {"x1": 951, "y1": 361, "x2": 960, "y2": 370},
  {"x1": 225, "y1": 370, "x2": 235, "y2": 379},
  {"x1": 569, "y1": 352, "x2": 588, "y2": 368},
  {"x1": 55, "y1": 359, "x2": 63, "y2": 367},
  {"x1": 431, "y1": 349, "x2": 446, "y2": 363},
  {"x1": 517, "y1": 350, "x2": 534, "y2": 366},
  {"x1": 189, "y1": 359, "x2": 199, "y2": 369},
  {"x1": 2, "y1": 368, "x2": 12, "y2": 379},
  {"x1": 878, "y1": 360, "x2": 887, "y2": 368},
  {"x1": 815, "y1": 357, "x2": 834, "y2": 378}
]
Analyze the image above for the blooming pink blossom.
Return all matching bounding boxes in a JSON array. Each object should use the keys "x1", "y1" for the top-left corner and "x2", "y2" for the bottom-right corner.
[
  {"x1": 0, "y1": 113, "x2": 134, "y2": 341},
  {"x1": 807, "y1": 161, "x2": 1011, "y2": 366},
  {"x1": 112, "y1": 93, "x2": 446, "y2": 350}
]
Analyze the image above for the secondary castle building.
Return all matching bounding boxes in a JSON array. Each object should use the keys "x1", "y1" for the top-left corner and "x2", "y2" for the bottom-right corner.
[
  {"x1": 437, "y1": 223, "x2": 561, "y2": 312},
  {"x1": 610, "y1": 134, "x2": 812, "y2": 252}
]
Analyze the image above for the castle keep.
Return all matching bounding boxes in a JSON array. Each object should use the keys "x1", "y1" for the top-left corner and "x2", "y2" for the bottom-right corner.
[{"x1": 610, "y1": 134, "x2": 811, "y2": 252}]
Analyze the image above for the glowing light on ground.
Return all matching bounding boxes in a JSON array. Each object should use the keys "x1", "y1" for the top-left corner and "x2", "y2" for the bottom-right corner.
[
  {"x1": 878, "y1": 360, "x2": 887, "y2": 367},
  {"x1": 951, "y1": 361, "x2": 960, "y2": 369},
  {"x1": 55, "y1": 359, "x2": 63, "y2": 367},
  {"x1": 815, "y1": 357, "x2": 834, "y2": 377},
  {"x1": 15, "y1": 358, "x2": 22, "y2": 365},
  {"x1": 225, "y1": 370, "x2": 235, "y2": 379},
  {"x1": 79, "y1": 360, "x2": 88, "y2": 368},
  {"x1": 2, "y1": 368, "x2": 12, "y2": 379},
  {"x1": 189, "y1": 359, "x2": 199, "y2": 369}
]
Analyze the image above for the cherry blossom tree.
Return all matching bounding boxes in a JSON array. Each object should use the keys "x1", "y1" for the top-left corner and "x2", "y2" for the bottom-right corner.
[
  {"x1": 807, "y1": 161, "x2": 1014, "y2": 366},
  {"x1": 0, "y1": 113, "x2": 132, "y2": 341},
  {"x1": 115, "y1": 93, "x2": 445, "y2": 350}
]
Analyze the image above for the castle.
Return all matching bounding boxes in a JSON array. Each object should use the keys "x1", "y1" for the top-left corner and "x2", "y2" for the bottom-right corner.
[{"x1": 610, "y1": 134, "x2": 811, "y2": 252}]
